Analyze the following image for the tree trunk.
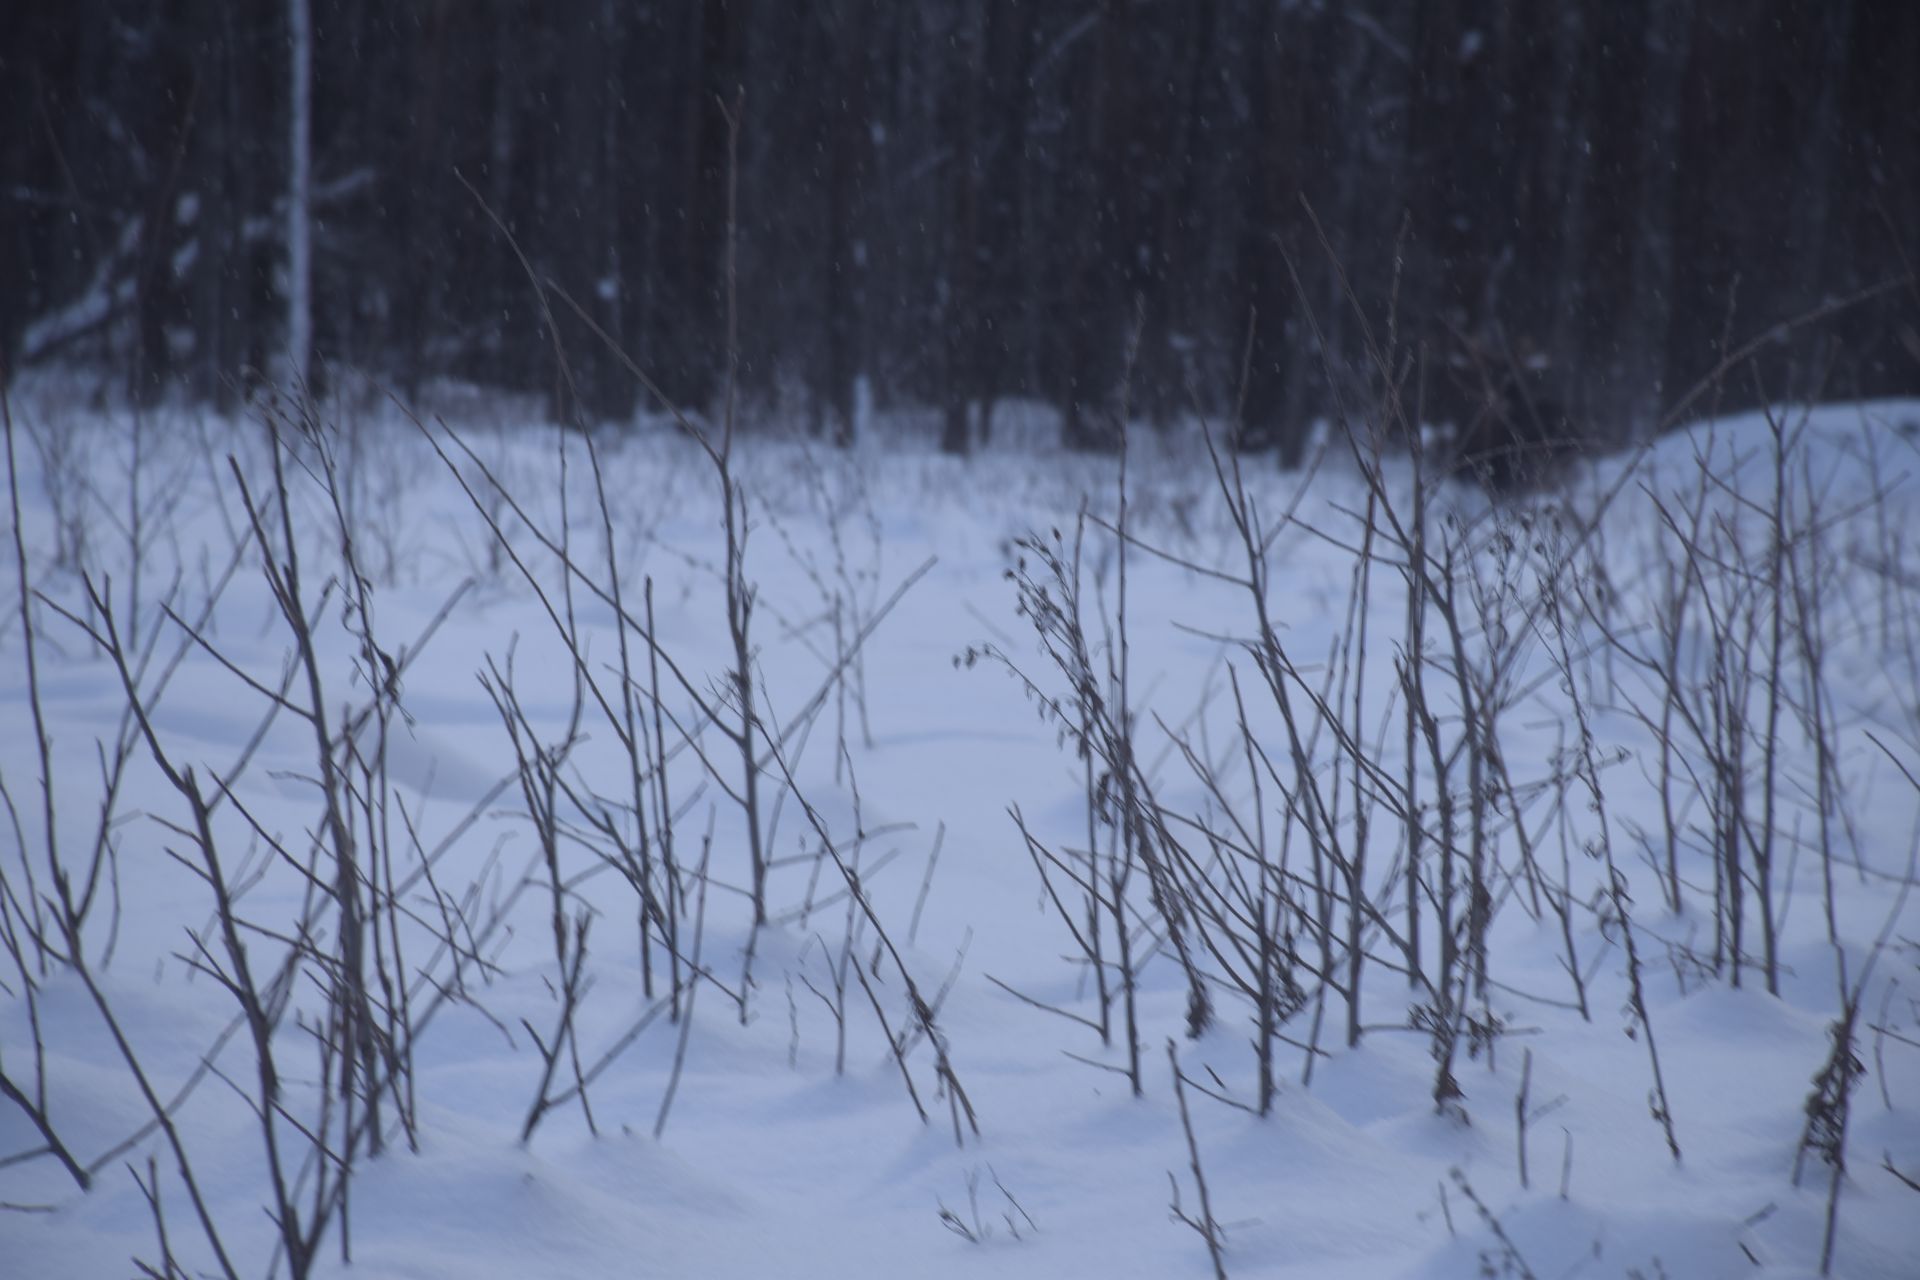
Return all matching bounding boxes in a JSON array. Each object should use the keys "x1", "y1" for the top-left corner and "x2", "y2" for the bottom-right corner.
[{"x1": 286, "y1": 0, "x2": 312, "y2": 392}]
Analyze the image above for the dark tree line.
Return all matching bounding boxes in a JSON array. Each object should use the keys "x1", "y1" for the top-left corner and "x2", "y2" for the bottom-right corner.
[{"x1": 4, "y1": 1, "x2": 1916, "y2": 455}]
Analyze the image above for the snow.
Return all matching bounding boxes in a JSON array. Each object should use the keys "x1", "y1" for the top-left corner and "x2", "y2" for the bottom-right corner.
[{"x1": 3, "y1": 389, "x2": 1919, "y2": 1278}]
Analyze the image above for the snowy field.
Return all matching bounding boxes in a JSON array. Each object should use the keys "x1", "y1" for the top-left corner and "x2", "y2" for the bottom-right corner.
[{"x1": 3, "y1": 384, "x2": 1919, "y2": 1279}]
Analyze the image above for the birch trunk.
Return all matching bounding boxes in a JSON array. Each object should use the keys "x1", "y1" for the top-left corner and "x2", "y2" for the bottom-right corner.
[{"x1": 287, "y1": 0, "x2": 312, "y2": 391}]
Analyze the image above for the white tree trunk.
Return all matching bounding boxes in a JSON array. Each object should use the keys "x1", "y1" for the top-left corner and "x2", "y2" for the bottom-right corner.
[{"x1": 288, "y1": 0, "x2": 313, "y2": 391}]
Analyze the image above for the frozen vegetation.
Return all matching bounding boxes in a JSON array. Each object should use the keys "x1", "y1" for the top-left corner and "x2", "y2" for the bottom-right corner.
[{"x1": 3, "y1": 381, "x2": 1919, "y2": 1278}]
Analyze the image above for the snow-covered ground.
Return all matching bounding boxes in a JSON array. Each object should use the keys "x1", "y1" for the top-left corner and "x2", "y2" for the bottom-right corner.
[{"x1": 3, "y1": 386, "x2": 1918, "y2": 1279}]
